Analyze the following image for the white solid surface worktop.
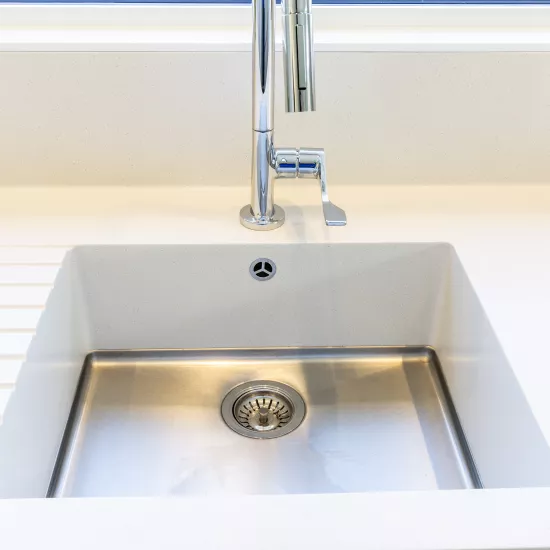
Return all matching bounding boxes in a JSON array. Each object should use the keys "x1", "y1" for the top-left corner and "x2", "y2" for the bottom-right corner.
[{"x1": 1, "y1": 182, "x2": 550, "y2": 549}]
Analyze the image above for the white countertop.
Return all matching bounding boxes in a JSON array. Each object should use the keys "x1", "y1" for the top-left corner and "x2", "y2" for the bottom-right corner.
[{"x1": 1, "y1": 182, "x2": 550, "y2": 548}]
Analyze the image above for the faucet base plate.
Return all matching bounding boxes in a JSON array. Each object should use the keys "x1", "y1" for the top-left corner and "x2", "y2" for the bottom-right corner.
[{"x1": 240, "y1": 204, "x2": 285, "y2": 231}]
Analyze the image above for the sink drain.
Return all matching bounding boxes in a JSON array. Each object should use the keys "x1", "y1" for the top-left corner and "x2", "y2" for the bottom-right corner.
[{"x1": 221, "y1": 381, "x2": 306, "y2": 439}]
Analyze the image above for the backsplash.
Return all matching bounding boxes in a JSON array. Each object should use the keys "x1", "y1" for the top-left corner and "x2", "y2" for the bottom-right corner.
[{"x1": 1, "y1": 51, "x2": 549, "y2": 187}]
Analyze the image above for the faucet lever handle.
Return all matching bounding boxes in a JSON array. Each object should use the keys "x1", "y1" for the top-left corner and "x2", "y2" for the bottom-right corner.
[{"x1": 274, "y1": 147, "x2": 347, "y2": 227}]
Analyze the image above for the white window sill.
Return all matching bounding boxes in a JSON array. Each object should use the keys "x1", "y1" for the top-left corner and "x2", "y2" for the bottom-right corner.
[{"x1": 1, "y1": 4, "x2": 550, "y2": 52}]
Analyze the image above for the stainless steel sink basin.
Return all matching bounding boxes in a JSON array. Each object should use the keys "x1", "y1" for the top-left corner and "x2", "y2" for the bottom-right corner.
[{"x1": 48, "y1": 347, "x2": 479, "y2": 497}]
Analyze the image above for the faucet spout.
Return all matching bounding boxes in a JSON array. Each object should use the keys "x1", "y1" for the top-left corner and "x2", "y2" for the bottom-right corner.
[{"x1": 282, "y1": 0, "x2": 316, "y2": 112}]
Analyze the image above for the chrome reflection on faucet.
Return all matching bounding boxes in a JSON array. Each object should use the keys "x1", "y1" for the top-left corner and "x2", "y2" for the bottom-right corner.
[{"x1": 240, "y1": 0, "x2": 347, "y2": 231}]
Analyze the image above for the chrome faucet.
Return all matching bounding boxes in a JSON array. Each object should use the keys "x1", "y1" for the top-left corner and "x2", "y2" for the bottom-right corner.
[{"x1": 239, "y1": 0, "x2": 347, "y2": 231}]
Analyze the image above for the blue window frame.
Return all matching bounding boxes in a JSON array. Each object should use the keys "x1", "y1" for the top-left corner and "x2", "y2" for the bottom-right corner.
[{"x1": 3, "y1": 0, "x2": 550, "y2": 3}]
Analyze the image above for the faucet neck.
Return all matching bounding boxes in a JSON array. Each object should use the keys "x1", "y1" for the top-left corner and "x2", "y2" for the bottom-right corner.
[{"x1": 252, "y1": 0, "x2": 275, "y2": 133}]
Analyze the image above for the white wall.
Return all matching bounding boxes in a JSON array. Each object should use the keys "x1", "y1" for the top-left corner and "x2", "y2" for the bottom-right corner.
[{"x1": 1, "y1": 51, "x2": 549, "y2": 188}]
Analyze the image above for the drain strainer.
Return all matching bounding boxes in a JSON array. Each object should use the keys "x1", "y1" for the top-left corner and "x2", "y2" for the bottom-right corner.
[{"x1": 221, "y1": 381, "x2": 306, "y2": 439}]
